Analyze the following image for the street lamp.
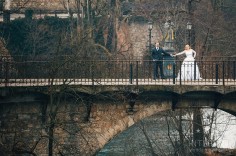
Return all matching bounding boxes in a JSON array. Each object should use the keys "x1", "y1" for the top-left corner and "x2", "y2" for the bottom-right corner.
[
  {"x1": 187, "y1": 21, "x2": 192, "y2": 30},
  {"x1": 148, "y1": 21, "x2": 153, "y2": 52},
  {"x1": 186, "y1": 21, "x2": 192, "y2": 45},
  {"x1": 2, "y1": 0, "x2": 11, "y2": 23},
  {"x1": 0, "y1": 0, "x2": 4, "y2": 12}
]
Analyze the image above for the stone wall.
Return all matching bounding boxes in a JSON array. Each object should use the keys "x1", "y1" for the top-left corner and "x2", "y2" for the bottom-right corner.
[
  {"x1": 0, "y1": 92, "x2": 172, "y2": 155},
  {"x1": 10, "y1": 0, "x2": 65, "y2": 10},
  {"x1": 0, "y1": 38, "x2": 11, "y2": 56},
  {"x1": 117, "y1": 21, "x2": 164, "y2": 59},
  {"x1": 2, "y1": 0, "x2": 166, "y2": 59},
  {"x1": 0, "y1": 102, "x2": 48, "y2": 155},
  {"x1": 6, "y1": 0, "x2": 165, "y2": 59}
]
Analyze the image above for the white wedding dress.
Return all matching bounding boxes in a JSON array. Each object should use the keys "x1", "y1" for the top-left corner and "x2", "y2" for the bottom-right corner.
[{"x1": 176, "y1": 50, "x2": 202, "y2": 80}]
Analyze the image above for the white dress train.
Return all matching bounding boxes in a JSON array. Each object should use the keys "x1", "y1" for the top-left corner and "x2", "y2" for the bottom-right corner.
[{"x1": 176, "y1": 50, "x2": 202, "y2": 80}]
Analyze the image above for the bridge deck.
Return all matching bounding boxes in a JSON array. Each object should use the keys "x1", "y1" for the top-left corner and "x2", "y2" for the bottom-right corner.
[{"x1": 1, "y1": 79, "x2": 235, "y2": 87}]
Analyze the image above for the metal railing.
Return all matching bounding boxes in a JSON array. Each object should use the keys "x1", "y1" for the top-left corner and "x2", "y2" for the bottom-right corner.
[{"x1": 0, "y1": 56, "x2": 236, "y2": 87}]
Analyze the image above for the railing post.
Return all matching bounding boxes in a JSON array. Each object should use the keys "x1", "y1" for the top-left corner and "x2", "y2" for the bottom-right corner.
[
  {"x1": 129, "y1": 62, "x2": 133, "y2": 84},
  {"x1": 4, "y1": 61, "x2": 9, "y2": 87},
  {"x1": 173, "y1": 63, "x2": 176, "y2": 84},
  {"x1": 233, "y1": 61, "x2": 236, "y2": 80},
  {"x1": 91, "y1": 63, "x2": 94, "y2": 86},
  {"x1": 122, "y1": 61, "x2": 124, "y2": 83},
  {"x1": 215, "y1": 64, "x2": 218, "y2": 84},
  {"x1": 136, "y1": 61, "x2": 138, "y2": 86},
  {"x1": 149, "y1": 60, "x2": 151, "y2": 81},
  {"x1": 222, "y1": 61, "x2": 225, "y2": 86},
  {"x1": 179, "y1": 61, "x2": 182, "y2": 85},
  {"x1": 194, "y1": 60, "x2": 196, "y2": 80}
]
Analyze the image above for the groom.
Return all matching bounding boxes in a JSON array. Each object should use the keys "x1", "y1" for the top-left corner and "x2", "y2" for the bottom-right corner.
[{"x1": 151, "y1": 41, "x2": 172, "y2": 79}]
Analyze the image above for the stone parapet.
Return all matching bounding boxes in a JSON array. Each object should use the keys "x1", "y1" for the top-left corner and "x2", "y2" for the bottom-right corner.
[{"x1": 7, "y1": 0, "x2": 76, "y2": 11}]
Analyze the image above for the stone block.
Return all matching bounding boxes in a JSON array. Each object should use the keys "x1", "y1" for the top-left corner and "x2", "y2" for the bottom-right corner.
[{"x1": 18, "y1": 114, "x2": 31, "y2": 120}]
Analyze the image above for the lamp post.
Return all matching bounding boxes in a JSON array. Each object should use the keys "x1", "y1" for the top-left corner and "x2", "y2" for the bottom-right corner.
[
  {"x1": 186, "y1": 21, "x2": 192, "y2": 46},
  {"x1": 148, "y1": 21, "x2": 153, "y2": 53},
  {"x1": 0, "y1": 0, "x2": 4, "y2": 12}
]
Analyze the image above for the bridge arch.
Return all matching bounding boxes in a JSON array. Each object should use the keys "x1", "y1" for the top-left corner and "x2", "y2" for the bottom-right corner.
[
  {"x1": 86, "y1": 90, "x2": 236, "y2": 154},
  {"x1": 86, "y1": 95, "x2": 172, "y2": 154}
]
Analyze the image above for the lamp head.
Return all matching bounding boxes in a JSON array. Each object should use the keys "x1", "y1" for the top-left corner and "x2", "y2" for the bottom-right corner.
[
  {"x1": 187, "y1": 21, "x2": 192, "y2": 30},
  {"x1": 148, "y1": 21, "x2": 153, "y2": 30}
]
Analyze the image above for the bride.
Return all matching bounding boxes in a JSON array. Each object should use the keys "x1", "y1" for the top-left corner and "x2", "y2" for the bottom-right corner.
[{"x1": 173, "y1": 44, "x2": 202, "y2": 80}]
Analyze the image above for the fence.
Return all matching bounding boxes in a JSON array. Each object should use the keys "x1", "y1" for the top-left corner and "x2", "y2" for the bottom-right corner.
[{"x1": 1, "y1": 56, "x2": 236, "y2": 87}]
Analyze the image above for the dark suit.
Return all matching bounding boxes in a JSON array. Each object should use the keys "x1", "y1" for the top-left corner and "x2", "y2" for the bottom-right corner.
[{"x1": 151, "y1": 47, "x2": 170, "y2": 79}]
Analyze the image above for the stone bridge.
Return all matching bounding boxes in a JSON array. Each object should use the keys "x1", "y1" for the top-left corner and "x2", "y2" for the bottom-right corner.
[
  {"x1": 1, "y1": 58, "x2": 236, "y2": 155},
  {"x1": 1, "y1": 83, "x2": 236, "y2": 155}
]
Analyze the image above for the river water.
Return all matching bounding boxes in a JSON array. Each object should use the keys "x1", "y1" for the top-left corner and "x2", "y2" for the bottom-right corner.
[{"x1": 97, "y1": 109, "x2": 236, "y2": 156}]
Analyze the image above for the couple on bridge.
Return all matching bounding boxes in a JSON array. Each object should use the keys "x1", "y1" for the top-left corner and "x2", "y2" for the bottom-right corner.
[{"x1": 152, "y1": 41, "x2": 202, "y2": 80}]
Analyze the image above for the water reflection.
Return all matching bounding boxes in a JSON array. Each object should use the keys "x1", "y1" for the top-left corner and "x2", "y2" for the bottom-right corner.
[
  {"x1": 202, "y1": 109, "x2": 236, "y2": 149},
  {"x1": 97, "y1": 109, "x2": 236, "y2": 156}
]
